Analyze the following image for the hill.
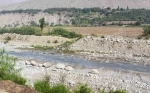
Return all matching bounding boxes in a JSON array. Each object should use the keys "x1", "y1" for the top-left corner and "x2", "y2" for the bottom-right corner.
[{"x1": 0, "y1": 0, "x2": 150, "y2": 11}]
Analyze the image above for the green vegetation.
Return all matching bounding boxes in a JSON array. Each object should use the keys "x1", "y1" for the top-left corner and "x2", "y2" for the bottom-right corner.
[
  {"x1": 48, "y1": 28, "x2": 82, "y2": 38},
  {"x1": 1, "y1": 8, "x2": 150, "y2": 26},
  {"x1": 74, "y1": 84, "x2": 92, "y2": 93},
  {"x1": 34, "y1": 80, "x2": 51, "y2": 93},
  {"x1": 39, "y1": 18, "x2": 45, "y2": 31},
  {"x1": 0, "y1": 48, "x2": 26, "y2": 85},
  {"x1": 34, "y1": 77, "x2": 126, "y2": 93},
  {"x1": 50, "y1": 84, "x2": 70, "y2": 93},
  {"x1": 142, "y1": 25, "x2": 150, "y2": 39},
  {"x1": 58, "y1": 40, "x2": 76, "y2": 53},
  {"x1": 0, "y1": 9, "x2": 41, "y2": 14},
  {"x1": 0, "y1": 26, "x2": 42, "y2": 35},
  {"x1": 4, "y1": 36, "x2": 11, "y2": 44},
  {"x1": 143, "y1": 26, "x2": 150, "y2": 35},
  {"x1": 31, "y1": 45, "x2": 54, "y2": 50}
]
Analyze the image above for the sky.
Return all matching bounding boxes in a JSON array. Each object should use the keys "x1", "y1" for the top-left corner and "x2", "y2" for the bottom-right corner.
[{"x1": 0, "y1": 0, "x2": 27, "y2": 5}]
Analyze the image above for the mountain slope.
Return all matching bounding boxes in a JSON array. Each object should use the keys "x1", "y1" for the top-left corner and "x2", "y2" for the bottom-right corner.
[{"x1": 0, "y1": 0, "x2": 150, "y2": 11}]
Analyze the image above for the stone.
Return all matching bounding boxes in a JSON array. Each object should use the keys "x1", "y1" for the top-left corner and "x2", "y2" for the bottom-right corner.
[
  {"x1": 90, "y1": 69, "x2": 99, "y2": 74},
  {"x1": 25, "y1": 60, "x2": 31, "y2": 65},
  {"x1": 38, "y1": 64, "x2": 43, "y2": 67},
  {"x1": 65, "y1": 66, "x2": 74, "y2": 71},
  {"x1": 55, "y1": 63, "x2": 65, "y2": 69},
  {"x1": 31, "y1": 60, "x2": 38, "y2": 66},
  {"x1": 68, "y1": 80, "x2": 75, "y2": 87},
  {"x1": 43, "y1": 62, "x2": 51, "y2": 67}
]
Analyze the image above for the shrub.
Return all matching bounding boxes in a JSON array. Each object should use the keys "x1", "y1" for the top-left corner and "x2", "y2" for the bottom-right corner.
[
  {"x1": 33, "y1": 45, "x2": 54, "y2": 50},
  {"x1": 4, "y1": 36, "x2": 11, "y2": 44},
  {"x1": 48, "y1": 28, "x2": 82, "y2": 38},
  {"x1": 0, "y1": 26, "x2": 42, "y2": 36},
  {"x1": 108, "y1": 89, "x2": 126, "y2": 93},
  {"x1": 74, "y1": 84, "x2": 92, "y2": 93},
  {"x1": 0, "y1": 48, "x2": 26, "y2": 85},
  {"x1": 101, "y1": 35, "x2": 105, "y2": 38},
  {"x1": 5, "y1": 36, "x2": 11, "y2": 41},
  {"x1": 53, "y1": 40, "x2": 58, "y2": 43},
  {"x1": 34, "y1": 80, "x2": 51, "y2": 93},
  {"x1": 143, "y1": 26, "x2": 150, "y2": 35},
  {"x1": 50, "y1": 84, "x2": 70, "y2": 93},
  {"x1": 2, "y1": 73, "x2": 26, "y2": 85}
]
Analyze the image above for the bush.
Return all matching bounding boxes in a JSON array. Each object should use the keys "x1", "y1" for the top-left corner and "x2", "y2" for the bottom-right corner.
[
  {"x1": 4, "y1": 36, "x2": 11, "y2": 44},
  {"x1": 48, "y1": 28, "x2": 82, "y2": 38},
  {"x1": 34, "y1": 80, "x2": 51, "y2": 93},
  {"x1": 2, "y1": 73, "x2": 26, "y2": 85},
  {"x1": 53, "y1": 40, "x2": 58, "y2": 43},
  {"x1": 99, "y1": 89, "x2": 126, "y2": 93},
  {"x1": 0, "y1": 26, "x2": 42, "y2": 36},
  {"x1": 108, "y1": 89, "x2": 126, "y2": 93},
  {"x1": 74, "y1": 84, "x2": 92, "y2": 93},
  {"x1": 50, "y1": 84, "x2": 70, "y2": 93},
  {"x1": 0, "y1": 48, "x2": 26, "y2": 85},
  {"x1": 143, "y1": 26, "x2": 150, "y2": 35},
  {"x1": 33, "y1": 45, "x2": 54, "y2": 50}
]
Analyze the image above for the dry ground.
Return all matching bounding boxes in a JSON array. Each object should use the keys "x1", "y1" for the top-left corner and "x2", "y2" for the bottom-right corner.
[{"x1": 43, "y1": 27, "x2": 143, "y2": 38}]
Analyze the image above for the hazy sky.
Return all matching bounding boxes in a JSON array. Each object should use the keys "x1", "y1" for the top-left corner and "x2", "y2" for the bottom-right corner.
[{"x1": 0, "y1": 0, "x2": 27, "y2": 5}]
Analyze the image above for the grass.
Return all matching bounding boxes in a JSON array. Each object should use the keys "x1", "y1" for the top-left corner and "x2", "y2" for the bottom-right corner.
[
  {"x1": 50, "y1": 84, "x2": 70, "y2": 93},
  {"x1": 34, "y1": 78, "x2": 127, "y2": 93},
  {"x1": 31, "y1": 45, "x2": 54, "y2": 50},
  {"x1": 47, "y1": 28, "x2": 82, "y2": 38},
  {"x1": 34, "y1": 80, "x2": 51, "y2": 93},
  {"x1": 0, "y1": 48, "x2": 26, "y2": 85},
  {"x1": 74, "y1": 84, "x2": 92, "y2": 93}
]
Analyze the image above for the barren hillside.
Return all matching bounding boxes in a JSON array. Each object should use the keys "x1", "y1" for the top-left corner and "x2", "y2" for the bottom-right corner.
[
  {"x1": 0, "y1": 12, "x2": 71, "y2": 27},
  {"x1": 0, "y1": 0, "x2": 150, "y2": 11}
]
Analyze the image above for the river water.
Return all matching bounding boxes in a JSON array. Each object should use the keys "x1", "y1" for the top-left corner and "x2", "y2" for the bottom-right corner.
[{"x1": 8, "y1": 50, "x2": 150, "y2": 73}]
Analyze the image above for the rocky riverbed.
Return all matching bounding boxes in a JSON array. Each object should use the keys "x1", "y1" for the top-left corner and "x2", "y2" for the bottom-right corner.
[
  {"x1": 15, "y1": 60, "x2": 150, "y2": 93},
  {"x1": 1, "y1": 35, "x2": 150, "y2": 93},
  {"x1": 71, "y1": 36, "x2": 150, "y2": 66}
]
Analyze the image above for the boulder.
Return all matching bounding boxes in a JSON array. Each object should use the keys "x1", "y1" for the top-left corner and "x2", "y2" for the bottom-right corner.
[
  {"x1": 25, "y1": 61, "x2": 31, "y2": 65},
  {"x1": 42, "y1": 62, "x2": 51, "y2": 67},
  {"x1": 90, "y1": 69, "x2": 99, "y2": 74},
  {"x1": 55, "y1": 63, "x2": 65, "y2": 69},
  {"x1": 31, "y1": 60, "x2": 38, "y2": 66},
  {"x1": 38, "y1": 64, "x2": 43, "y2": 67},
  {"x1": 68, "y1": 80, "x2": 75, "y2": 87},
  {"x1": 65, "y1": 66, "x2": 74, "y2": 71}
]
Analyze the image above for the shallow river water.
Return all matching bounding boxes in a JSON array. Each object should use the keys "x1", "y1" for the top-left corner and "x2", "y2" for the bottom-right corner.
[{"x1": 8, "y1": 50, "x2": 150, "y2": 73}]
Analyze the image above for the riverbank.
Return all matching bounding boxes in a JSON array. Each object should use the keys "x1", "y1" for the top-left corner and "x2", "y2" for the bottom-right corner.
[
  {"x1": 15, "y1": 59, "x2": 150, "y2": 93},
  {"x1": 1, "y1": 34, "x2": 150, "y2": 92},
  {"x1": 71, "y1": 36, "x2": 150, "y2": 66}
]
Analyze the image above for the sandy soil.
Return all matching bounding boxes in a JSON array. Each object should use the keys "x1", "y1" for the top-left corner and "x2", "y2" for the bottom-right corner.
[
  {"x1": 45, "y1": 27, "x2": 143, "y2": 38},
  {"x1": 0, "y1": 33, "x2": 71, "y2": 47}
]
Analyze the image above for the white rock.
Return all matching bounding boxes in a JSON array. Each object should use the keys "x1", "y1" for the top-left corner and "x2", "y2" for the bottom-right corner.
[
  {"x1": 38, "y1": 64, "x2": 43, "y2": 67},
  {"x1": 31, "y1": 60, "x2": 38, "y2": 66},
  {"x1": 25, "y1": 60, "x2": 31, "y2": 65},
  {"x1": 90, "y1": 69, "x2": 99, "y2": 74},
  {"x1": 65, "y1": 66, "x2": 74, "y2": 71},
  {"x1": 68, "y1": 80, "x2": 75, "y2": 87},
  {"x1": 43, "y1": 62, "x2": 51, "y2": 67},
  {"x1": 55, "y1": 63, "x2": 65, "y2": 69}
]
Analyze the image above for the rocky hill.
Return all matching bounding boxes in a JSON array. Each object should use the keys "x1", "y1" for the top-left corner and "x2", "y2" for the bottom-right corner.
[{"x1": 0, "y1": 0, "x2": 150, "y2": 11}]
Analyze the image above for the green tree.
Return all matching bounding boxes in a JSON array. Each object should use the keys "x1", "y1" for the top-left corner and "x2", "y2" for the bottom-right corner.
[{"x1": 39, "y1": 18, "x2": 45, "y2": 31}]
